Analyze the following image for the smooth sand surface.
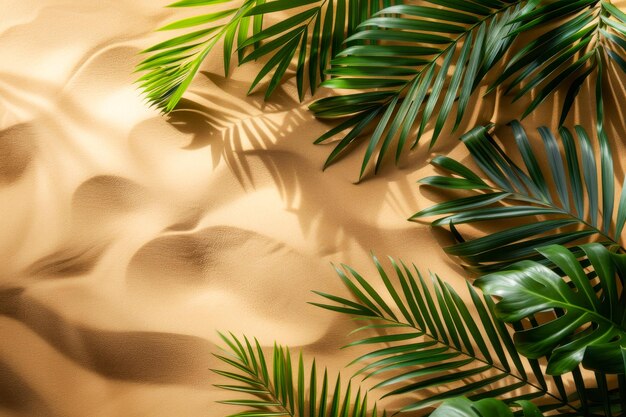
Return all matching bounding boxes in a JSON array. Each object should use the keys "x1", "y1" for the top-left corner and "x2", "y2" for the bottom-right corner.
[{"x1": 1, "y1": 1, "x2": 625, "y2": 416}]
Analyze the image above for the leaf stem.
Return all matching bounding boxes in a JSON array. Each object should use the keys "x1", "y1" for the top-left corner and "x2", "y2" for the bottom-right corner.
[
  {"x1": 238, "y1": 357, "x2": 297, "y2": 417},
  {"x1": 488, "y1": 186, "x2": 624, "y2": 251}
]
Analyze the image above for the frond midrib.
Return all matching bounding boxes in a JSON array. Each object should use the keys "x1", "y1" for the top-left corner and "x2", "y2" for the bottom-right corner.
[
  {"x1": 363, "y1": 313, "x2": 580, "y2": 414},
  {"x1": 481, "y1": 184, "x2": 622, "y2": 250},
  {"x1": 330, "y1": 0, "x2": 527, "y2": 128},
  {"x1": 228, "y1": 354, "x2": 296, "y2": 417}
]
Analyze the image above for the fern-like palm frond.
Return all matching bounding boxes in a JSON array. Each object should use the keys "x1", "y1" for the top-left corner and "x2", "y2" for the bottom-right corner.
[
  {"x1": 311, "y1": 256, "x2": 586, "y2": 414},
  {"x1": 309, "y1": 0, "x2": 538, "y2": 179},
  {"x1": 136, "y1": 0, "x2": 263, "y2": 112},
  {"x1": 412, "y1": 122, "x2": 626, "y2": 274},
  {"x1": 238, "y1": 0, "x2": 401, "y2": 102},
  {"x1": 213, "y1": 332, "x2": 386, "y2": 417},
  {"x1": 489, "y1": 0, "x2": 626, "y2": 125},
  {"x1": 137, "y1": 0, "x2": 396, "y2": 111}
]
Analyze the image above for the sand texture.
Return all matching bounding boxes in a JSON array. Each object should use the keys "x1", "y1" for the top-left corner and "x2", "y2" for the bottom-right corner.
[{"x1": 1, "y1": 1, "x2": 625, "y2": 416}]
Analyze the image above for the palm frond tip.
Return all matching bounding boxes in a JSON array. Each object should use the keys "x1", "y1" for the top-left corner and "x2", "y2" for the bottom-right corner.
[
  {"x1": 310, "y1": 1, "x2": 538, "y2": 179},
  {"x1": 136, "y1": 0, "x2": 263, "y2": 112},
  {"x1": 213, "y1": 332, "x2": 386, "y2": 417}
]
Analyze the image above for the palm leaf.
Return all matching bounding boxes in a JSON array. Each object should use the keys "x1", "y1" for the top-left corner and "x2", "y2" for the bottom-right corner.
[
  {"x1": 432, "y1": 397, "x2": 545, "y2": 417},
  {"x1": 311, "y1": 255, "x2": 587, "y2": 414},
  {"x1": 489, "y1": 0, "x2": 626, "y2": 126},
  {"x1": 238, "y1": 0, "x2": 401, "y2": 101},
  {"x1": 309, "y1": 1, "x2": 539, "y2": 180},
  {"x1": 412, "y1": 122, "x2": 626, "y2": 274},
  {"x1": 137, "y1": 0, "x2": 397, "y2": 112},
  {"x1": 213, "y1": 332, "x2": 386, "y2": 417},
  {"x1": 476, "y1": 243, "x2": 626, "y2": 376},
  {"x1": 136, "y1": 0, "x2": 264, "y2": 112}
]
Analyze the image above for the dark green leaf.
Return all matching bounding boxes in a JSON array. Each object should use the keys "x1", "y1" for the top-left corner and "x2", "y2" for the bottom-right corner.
[{"x1": 476, "y1": 243, "x2": 626, "y2": 375}]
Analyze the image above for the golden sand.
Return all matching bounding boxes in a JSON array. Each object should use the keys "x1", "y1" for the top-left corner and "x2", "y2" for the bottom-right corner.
[{"x1": 1, "y1": 1, "x2": 625, "y2": 416}]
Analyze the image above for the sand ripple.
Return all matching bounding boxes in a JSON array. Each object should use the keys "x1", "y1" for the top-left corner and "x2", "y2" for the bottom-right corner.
[{"x1": 1, "y1": 1, "x2": 625, "y2": 417}]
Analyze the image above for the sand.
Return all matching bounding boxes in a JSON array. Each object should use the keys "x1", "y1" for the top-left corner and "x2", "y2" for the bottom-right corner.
[{"x1": 1, "y1": 1, "x2": 625, "y2": 416}]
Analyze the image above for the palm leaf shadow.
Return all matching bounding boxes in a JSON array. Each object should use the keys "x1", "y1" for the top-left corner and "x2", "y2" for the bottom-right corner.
[
  {"x1": 163, "y1": 72, "x2": 423, "y2": 256},
  {"x1": 0, "y1": 287, "x2": 215, "y2": 387}
]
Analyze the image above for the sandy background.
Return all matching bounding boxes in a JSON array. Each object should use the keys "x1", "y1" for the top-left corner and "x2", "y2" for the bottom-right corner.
[{"x1": 1, "y1": 1, "x2": 625, "y2": 417}]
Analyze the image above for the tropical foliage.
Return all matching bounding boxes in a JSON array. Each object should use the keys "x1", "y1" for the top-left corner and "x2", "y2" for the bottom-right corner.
[
  {"x1": 136, "y1": 0, "x2": 400, "y2": 112},
  {"x1": 431, "y1": 397, "x2": 545, "y2": 417},
  {"x1": 312, "y1": 0, "x2": 626, "y2": 169},
  {"x1": 137, "y1": 0, "x2": 626, "y2": 177},
  {"x1": 213, "y1": 332, "x2": 386, "y2": 417},
  {"x1": 488, "y1": 0, "x2": 626, "y2": 125},
  {"x1": 215, "y1": 250, "x2": 625, "y2": 416},
  {"x1": 412, "y1": 122, "x2": 626, "y2": 273},
  {"x1": 311, "y1": 256, "x2": 596, "y2": 415},
  {"x1": 476, "y1": 243, "x2": 626, "y2": 376},
  {"x1": 309, "y1": 1, "x2": 535, "y2": 178},
  {"x1": 139, "y1": 1, "x2": 626, "y2": 416}
]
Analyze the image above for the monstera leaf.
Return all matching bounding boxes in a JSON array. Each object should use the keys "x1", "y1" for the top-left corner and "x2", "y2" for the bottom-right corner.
[
  {"x1": 476, "y1": 243, "x2": 626, "y2": 376},
  {"x1": 432, "y1": 397, "x2": 544, "y2": 417},
  {"x1": 412, "y1": 122, "x2": 626, "y2": 273},
  {"x1": 213, "y1": 333, "x2": 386, "y2": 417}
]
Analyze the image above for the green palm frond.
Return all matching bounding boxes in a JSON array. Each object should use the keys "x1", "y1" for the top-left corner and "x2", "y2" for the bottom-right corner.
[
  {"x1": 238, "y1": 0, "x2": 401, "y2": 102},
  {"x1": 136, "y1": 0, "x2": 263, "y2": 112},
  {"x1": 432, "y1": 397, "x2": 545, "y2": 417},
  {"x1": 412, "y1": 122, "x2": 626, "y2": 274},
  {"x1": 309, "y1": 1, "x2": 538, "y2": 179},
  {"x1": 489, "y1": 0, "x2": 626, "y2": 125},
  {"x1": 213, "y1": 332, "x2": 386, "y2": 417},
  {"x1": 311, "y1": 255, "x2": 586, "y2": 414},
  {"x1": 476, "y1": 243, "x2": 626, "y2": 377},
  {"x1": 136, "y1": 0, "x2": 397, "y2": 112}
]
